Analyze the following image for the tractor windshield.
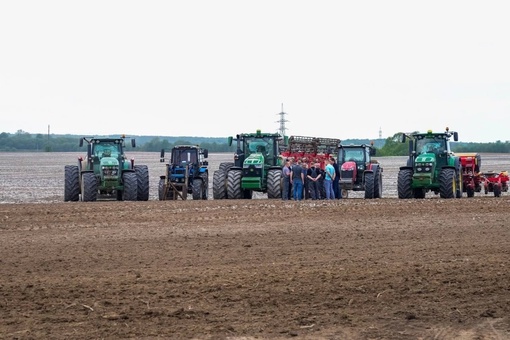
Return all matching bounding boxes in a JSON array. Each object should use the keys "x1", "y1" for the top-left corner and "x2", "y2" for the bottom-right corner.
[
  {"x1": 172, "y1": 149, "x2": 198, "y2": 165},
  {"x1": 94, "y1": 142, "x2": 120, "y2": 159},
  {"x1": 245, "y1": 138, "x2": 274, "y2": 158},
  {"x1": 417, "y1": 137, "x2": 446, "y2": 155},
  {"x1": 344, "y1": 149, "x2": 365, "y2": 162}
]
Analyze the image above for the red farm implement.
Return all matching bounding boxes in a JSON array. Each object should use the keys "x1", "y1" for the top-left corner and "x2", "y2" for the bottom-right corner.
[
  {"x1": 482, "y1": 171, "x2": 509, "y2": 197},
  {"x1": 280, "y1": 135, "x2": 340, "y2": 169},
  {"x1": 457, "y1": 153, "x2": 483, "y2": 197}
]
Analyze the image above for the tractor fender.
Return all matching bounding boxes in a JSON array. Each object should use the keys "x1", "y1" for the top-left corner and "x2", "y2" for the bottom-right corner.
[
  {"x1": 399, "y1": 165, "x2": 413, "y2": 171},
  {"x1": 269, "y1": 166, "x2": 283, "y2": 171},
  {"x1": 367, "y1": 163, "x2": 381, "y2": 173},
  {"x1": 160, "y1": 175, "x2": 166, "y2": 180}
]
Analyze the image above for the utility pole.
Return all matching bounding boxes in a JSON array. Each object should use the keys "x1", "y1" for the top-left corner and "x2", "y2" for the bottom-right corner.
[{"x1": 276, "y1": 103, "x2": 289, "y2": 138}]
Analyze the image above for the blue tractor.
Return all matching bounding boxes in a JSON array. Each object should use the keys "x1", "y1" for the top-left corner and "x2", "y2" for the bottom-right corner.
[{"x1": 159, "y1": 145, "x2": 209, "y2": 200}]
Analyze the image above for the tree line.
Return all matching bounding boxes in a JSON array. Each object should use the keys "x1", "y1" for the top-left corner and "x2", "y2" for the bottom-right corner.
[
  {"x1": 0, "y1": 131, "x2": 234, "y2": 152},
  {"x1": 1, "y1": 130, "x2": 509, "y2": 154}
]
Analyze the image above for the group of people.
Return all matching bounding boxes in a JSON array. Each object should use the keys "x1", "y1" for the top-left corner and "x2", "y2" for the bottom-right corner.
[{"x1": 282, "y1": 157, "x2": 342, "y2": 201}]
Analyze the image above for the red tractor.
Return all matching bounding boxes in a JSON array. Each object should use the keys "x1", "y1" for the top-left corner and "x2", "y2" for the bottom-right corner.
[
  {"x1": 482, "y1": 171, "x2": 509, "y2": 197},
  {"x1": 338, "y1": 143, "x2": 382, "y2": 199},
  {"x1": 457, "y1": 153, "x2": 483, "y2": 197}
]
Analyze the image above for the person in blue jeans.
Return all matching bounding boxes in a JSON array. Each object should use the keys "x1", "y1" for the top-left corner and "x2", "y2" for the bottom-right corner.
[
  {"x1": 282, "y1": 160, "x2": 292, "y2": 200},
  {"x1": 324, "y1": 158, "x2": 335, "y2": 200},
  {"x1": 290, "y1": 159, "x2": 305, "y2": 201},
  {"x1": 330, "y1": 157, "x2": 342, "y2": 199}
]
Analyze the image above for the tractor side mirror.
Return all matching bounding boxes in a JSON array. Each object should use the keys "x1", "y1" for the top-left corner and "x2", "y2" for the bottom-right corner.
[
  {"x1": 87, "y1": 144, "x2": 92, "y2": 159},
  {"x1": 401, "y1": 134, "x2": 406, "y2": 143},
  {"x1": 160, "y1": 149, "x2": 165, "y2": 162},
  {"x1": 227, "y1": 136, "x2": 233, "y2": 147},
  {"x1": 131, "y1": 139, "x2": 136, "y2": 148},
  {"x1": 283, "y1": 136, "x2": 289, "y2": 146},
  {"x1": 453, "y1": 132, "x2": 459, "y2": 142},
  {"x1": 79, "y1": 138, "x2": 84, "y2": 147},
  {"x1": 370, "y1": 148, "x2": 376, "y2": 156},
  {"x1": 203, "y1": 149, "x2": 209, "y2": 158}
]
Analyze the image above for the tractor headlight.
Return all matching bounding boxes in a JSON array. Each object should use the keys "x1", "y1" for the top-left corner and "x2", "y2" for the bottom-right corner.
[{"x1": 417, "y1": 167, "x2": 422, "y2": 172}]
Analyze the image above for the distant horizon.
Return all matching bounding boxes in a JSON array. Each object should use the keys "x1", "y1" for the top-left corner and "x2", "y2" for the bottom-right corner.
[{"x1": 2, "y1": 129, "x2": 509, "y2": 145}]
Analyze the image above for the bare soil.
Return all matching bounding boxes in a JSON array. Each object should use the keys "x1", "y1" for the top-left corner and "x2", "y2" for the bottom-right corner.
[{"x1": 1, "y1": 152, "x2": 510, "y2": 339}]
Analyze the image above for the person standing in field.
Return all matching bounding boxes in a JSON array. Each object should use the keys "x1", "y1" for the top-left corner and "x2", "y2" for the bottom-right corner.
[
  {"x1": 282, "y1": 159, "x2": 292, "y2": 200},
  {"x1": 324, "y1": 158, "x2": 336, "y2": 200},
  {"x1": 290, "y1": 159, "x2": 305, "y2": 201},
  {"x1": 307, "y1": 162, "x2": 322, "y2": 200},
  {"x1": 330, "y1": 157, "x2": 342, "y2": 199}
]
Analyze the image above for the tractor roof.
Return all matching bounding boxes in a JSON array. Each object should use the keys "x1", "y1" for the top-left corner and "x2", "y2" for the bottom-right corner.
[
  {"x1": 411, "y1": 129, "x2": 456, "y2": 140},
  {"x1": 173, "y1": 145, "x2": 200, "y2": 150},
  {"x1": 235, "y1": 130, "x2": 282, "y2": 139}
]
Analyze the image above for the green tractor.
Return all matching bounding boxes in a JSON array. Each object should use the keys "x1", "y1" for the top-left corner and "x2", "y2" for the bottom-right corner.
[
  {"x1": 213, "y1": 130, "x2": 288, "y2": 199},
  {"x1": 64, "y1": 136, "x2": 149, "y2": 202},
  {"x1": 398, "y1": 128, "x2": 462, "y2": 199}
]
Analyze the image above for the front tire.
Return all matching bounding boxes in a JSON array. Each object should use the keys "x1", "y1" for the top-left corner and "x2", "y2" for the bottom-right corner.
[
  {"x1": 81, "y1": 172, "x2": 98, "y2": 202},
  {"x1": 374, "y1": 169, "x2": 383, "y2": 198},
  {"x1": 213, "y1": 170, "x2": 227, "y2": 199},
  {"x1": 439, "y1": 168, "x2": 456, "y2": 199},
  {"x1": 122, "y1": 172, "x2": 138, "y2": 201},
  {"x1": 192, "y1": 178, "x2": 203, "y2": 200},
  {"x1": 64, "y1": 165, "x2": 80, "y2": 202},
  {"x1": 227, "y1": 169, "x2": 243, "y2": 199},
  {"x1": 267, "y1": 169, "x2": 282, "y2": 199},
  {"x1": 134, "y1": 165, "x2": 149, "y2": 201},
  {"x1": 364, "y1": 172, "x2": 375, "y2": 199},
  {"x1": 397, "y1": 169, "x2": 413, "y2": 199}
]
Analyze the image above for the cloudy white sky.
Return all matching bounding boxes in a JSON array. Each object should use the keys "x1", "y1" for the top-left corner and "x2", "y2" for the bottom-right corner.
[{"x1": 1, "y1": 1, "x2": 509, "y2": 142}]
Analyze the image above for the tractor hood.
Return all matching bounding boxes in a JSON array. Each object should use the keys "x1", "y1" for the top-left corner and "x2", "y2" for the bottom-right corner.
[
  {"x1": 341, "y1": 161, "x2": 357, "y2": 171},
  {"x1": 243, "y1": 153, "x2": 264, "y2": 167},
  {"x1": 100, "y1": 156, "x2": 120, "y2": 167}
]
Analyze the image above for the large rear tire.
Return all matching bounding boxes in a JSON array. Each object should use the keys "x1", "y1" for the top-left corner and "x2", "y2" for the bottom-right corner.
[
  {"x1": 397, "y1": 169, "x2": 413, "y2": 199},
  {"x1": 439, "y1": 168, "x2": 456, "y2": 199},
  {"x1": 134, "y1": 165, "x2": 149, "y2": 201},
  {"x1": 213, "y1": 170, "x2": 227, "y2": 199},
  {"x1": 227, "y1": 169, "x2": 243, "y2": 199},
  {"x1": 267, "y1": 169, "x2": 282, "y2": 199},
  {"x1": 219, "y1": 162, "x2": 234, "y2": 172},
  {"x1": 364, "y1": 172, "x2": 375, "y2": 199},
  {"x1": 122, "y1": 172, "x2": 138, "y2": 201},
  {"x1": 64, "y1": 165, "x2": 80, "y2": 202},
  {"x1": 81, "y1": 172, "x2": 98, "y2": 202}
]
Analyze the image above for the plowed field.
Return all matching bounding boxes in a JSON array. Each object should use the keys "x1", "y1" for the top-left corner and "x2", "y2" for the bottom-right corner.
[{"x1": 1, "y1": 152, "x2": 510, "y2": 339}]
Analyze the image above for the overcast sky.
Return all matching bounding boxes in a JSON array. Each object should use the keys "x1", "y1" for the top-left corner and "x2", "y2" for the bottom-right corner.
[{"x1": 1, "y1": 1, "x2": 509, "y2": 142}]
